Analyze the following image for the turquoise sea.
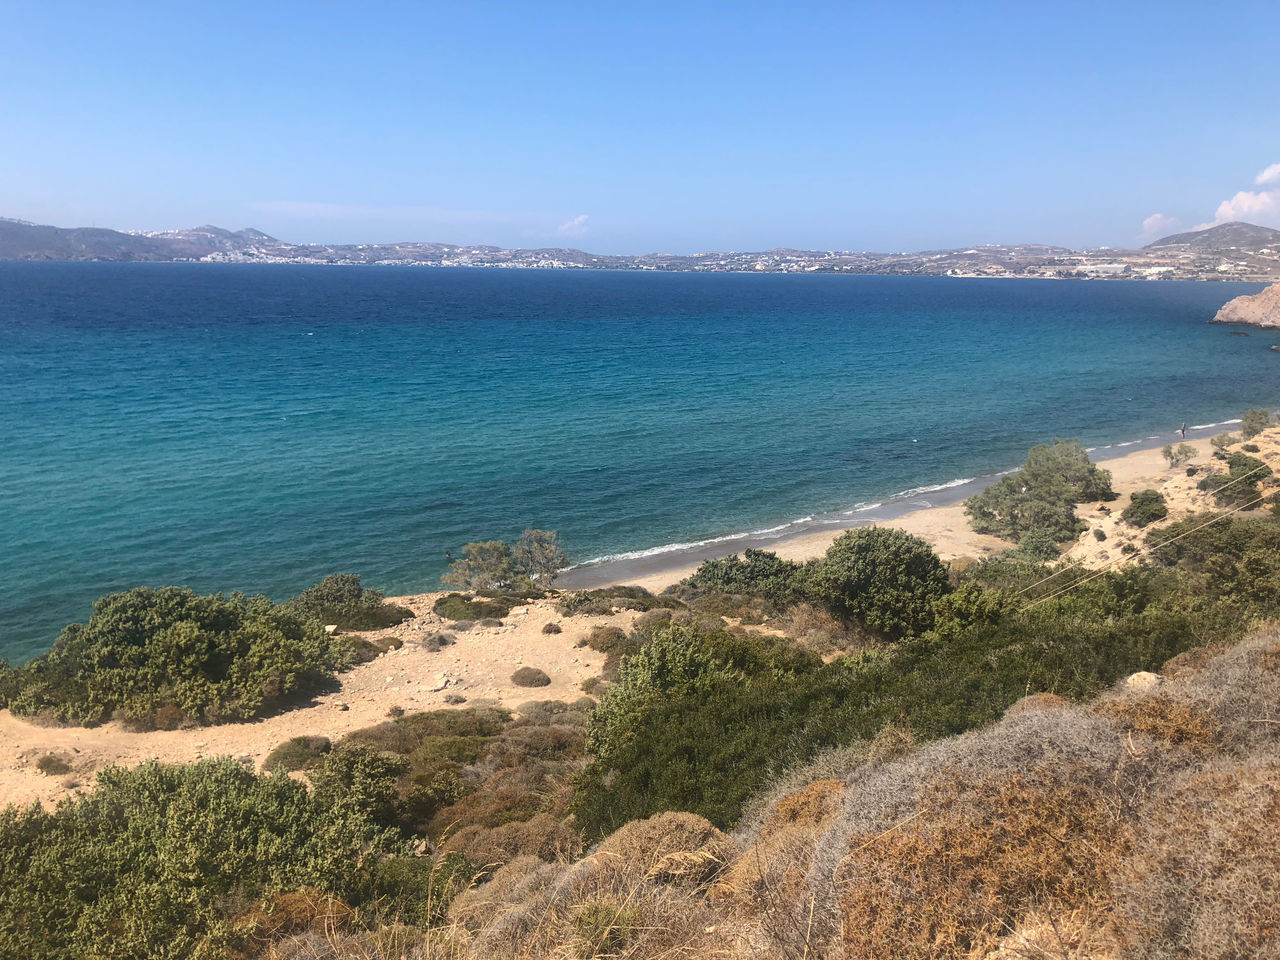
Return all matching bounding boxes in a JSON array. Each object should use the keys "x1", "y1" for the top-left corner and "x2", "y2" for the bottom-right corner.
[{"x1": 0, "y1": 263, "x2": 1272, "y2": 663}]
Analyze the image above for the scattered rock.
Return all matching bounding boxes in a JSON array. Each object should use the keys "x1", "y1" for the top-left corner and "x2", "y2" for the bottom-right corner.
[
  {"x1": 335, "y1": 702, "x2": 350, "y2": 711},
  {"x1": 1213, "y1": 282, "x2": 1280, "y2": 327},
  {"x1": 1124, "y1": 671, "x2": 1162, "y2": 694},
  {"x1": 323, "y1": 624, "x2": 339, "y2": 635}
]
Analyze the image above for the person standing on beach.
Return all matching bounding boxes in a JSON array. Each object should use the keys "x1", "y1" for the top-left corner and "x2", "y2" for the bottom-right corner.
[{"x1": 1180, "y1": 422, "x2": 1187, "y2": 439}]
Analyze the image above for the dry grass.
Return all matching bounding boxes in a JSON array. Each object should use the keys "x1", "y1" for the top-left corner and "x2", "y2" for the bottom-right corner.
[
  {"x1": 836, "y1": 765, "x2": 1128, "y2": 960},
  {"x1": 1110, "y1": 758, "x2": 1280, "y2": 960}
]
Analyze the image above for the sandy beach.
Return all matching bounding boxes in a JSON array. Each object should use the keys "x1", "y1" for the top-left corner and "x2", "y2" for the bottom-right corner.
[{"x1": 4, "y1": 425, "x2": 1278, "y2": 811}]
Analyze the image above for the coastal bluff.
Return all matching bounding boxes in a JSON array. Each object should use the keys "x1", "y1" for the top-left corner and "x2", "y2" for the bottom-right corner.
[{"x1": 1213, "y1": 282, "x2": 1280, "y2": 327}]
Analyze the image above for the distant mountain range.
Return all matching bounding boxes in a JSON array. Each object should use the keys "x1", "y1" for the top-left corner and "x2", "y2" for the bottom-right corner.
[{"x1": 2, "y1": 216, "x2": 1279, "y2": 281}]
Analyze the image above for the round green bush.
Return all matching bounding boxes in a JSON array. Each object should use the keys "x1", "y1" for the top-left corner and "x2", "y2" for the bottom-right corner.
[
  {"x1": 1121, "y1": 490, "x2": 1169, "y2": 528},
  {"x1": 511, "y1": 667, "x2": 552, "y2": 687},
  {"x1": 804, "y1": 527, "x2": 951, "y2": 639}
]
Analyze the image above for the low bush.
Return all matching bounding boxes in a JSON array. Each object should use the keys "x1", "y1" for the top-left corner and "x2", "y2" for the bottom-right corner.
[
  {"x1": 557, "y1": 585, "x2": 685, "y2": 617},
  {"x1": 263, "y1": 735, "x2": 332, "y2": 772},
  {"x1": 35, "y1": 754, "x2": 71, "y2": 776},
  {"x1": 512, "y1": 667, "x2": 551, "y2": 688},
  {"x1": 1094, "y1": 528, "x2": 1107, "y2": 541},
  {"x1": 1243, "y1": 442, "x2": 1261, "y2": 453},
  {"x1": 682, "y1": 548, "x2": 807, "y2": 609},
  {"x1": 0, "y1": 586, "x2": 354, "y2": 727},
  {"x1": 0, "y1": 758, "x2": 404, "y2": 960},
  {"x1": 433, "y1": 593, "x2": 514, "y2": 621},
  {"x1": 542, "y1": 622, "x2": 562, "y2": 634},
  {"x1": 1198, "y1": 451, "x2": 1272, "y2": 506},
  {"x1": 284, "y1": 574, "x2": 412, "y2": 631},
  {"x1": 1121, "y1": 489, "x2": 1169, "y2": 528}
]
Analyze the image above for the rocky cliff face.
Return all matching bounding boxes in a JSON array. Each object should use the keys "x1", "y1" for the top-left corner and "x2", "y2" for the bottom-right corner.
[{"x1": 1213, "y1": 282, "x2": 1280, "y2": 327}]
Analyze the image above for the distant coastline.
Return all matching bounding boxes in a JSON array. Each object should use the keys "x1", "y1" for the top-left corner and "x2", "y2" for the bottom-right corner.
[{"x1": 3, "y1": 215, "x2": 1279, "y2": 281}]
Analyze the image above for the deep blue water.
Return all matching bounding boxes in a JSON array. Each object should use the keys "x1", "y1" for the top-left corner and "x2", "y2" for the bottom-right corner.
[{"x1": 0, "y1": 263, "x2": 1272, "y2": 662}]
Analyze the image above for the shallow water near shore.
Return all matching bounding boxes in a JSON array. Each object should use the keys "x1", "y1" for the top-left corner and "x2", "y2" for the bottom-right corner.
[{"x1": 0, "y1": 264, "x2": 1273, "y2": 662}]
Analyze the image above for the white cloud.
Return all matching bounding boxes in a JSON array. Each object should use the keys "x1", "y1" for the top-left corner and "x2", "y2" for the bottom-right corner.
[
  {"x1": 1199, "y1": 189, "x2": 1280, "y2": 229},
  {"x1": 1139, "y1": 212, "x2": 1179, "y2": 242},
  {"x1": 1195, "y1": 162, "x2": 1280, "y2": 230},
  {"x1": 557, "y1": 213, "x2": 589, "y2": 236},
  {"x1": 1255, "y1": 163, "x2": 1280, "y2": 187}
]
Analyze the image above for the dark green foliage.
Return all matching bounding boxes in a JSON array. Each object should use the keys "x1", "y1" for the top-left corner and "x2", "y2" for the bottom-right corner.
[
  {"x1": 804, "y1": 528, "x2": 951, "y2": 639},
  {"x1": 369, "y1": 852, "x2": 477, "y2": 928},
  {"x1": 556, "y1": 585, "x2": 685, "y2": 617},
  {"x1": 284, "y1": 574, "x2": 412, "y2": 631},
  {"x1": 0, "y1": 587, "x2": 353, "y2": 727},
  {"x1": 0, "y1": 758, "x2": 402, "y2": 959},
  {"x1": 1243, "y1": 443, "x2": 1261, "y2": 453},
  {"x1": 1197, "y1": 452, "x2": 1271, "y2": 506},
  {"x1": 965, "y1": 439, "x2": 1114, "y2": 543},
  {"x1": 1122, "y1": 489, "x2": 1169, "y2": 528},
  {"x1": 433, "y1": 593, "x2": 514, "y2": 621},
  {"x1": 573, "y1": 558, "x2": 1252, "y2": 837},
  {"x1": 1148, "y1": 512, "x2": 1280, "y2": 610},
  {"x1": 1241, "y1": 408, "x2": 1272, "y2": 439},
  {"x1": 682, "y1": 548, "x2": 807, "y2": 609},
  {"x1": 263, "y1": 735, "x2": 332, "y2": 772},
  {"x1": 1094, "y1": 528, "x2": 1107, "y2": 541}
]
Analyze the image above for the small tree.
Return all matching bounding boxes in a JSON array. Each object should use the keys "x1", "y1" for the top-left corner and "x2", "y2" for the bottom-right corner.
[
  {"x1": 441, "y1": 540, "x2": 514, "y2": 591},
  {"x1": 1162, "y1": 443, "x2": 1197, "y2": 467},
  {"x1": 1210, "y1": 433, "x2": 1236, "y2": 454},
  {"x1": 1241, "y1": 408, "x2": 1272, "y2": 440},
  {"x1": 512, "y1": 529, "x2": 568, "y2": 585}
]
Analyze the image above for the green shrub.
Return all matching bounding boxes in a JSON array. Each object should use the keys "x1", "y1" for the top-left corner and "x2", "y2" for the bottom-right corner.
[
  {"x1": 1243, "y1": 443, "x2": 1261, "y2": 453},
  {"x1": 557, "y1": 585, "x2": 685, "y2": 616},
  {"x1": 0, "y1": 587, "x2": 353, "y2": 727},
  {"x1": 682, "y1": 549, "x2": 807, "y2": 609},
  {"x1": 965, "y1": 439, "x2": 1114, "y2": 543},
  {"x1": 284, "y1": 574, "x2": 412, "y2": 631},
  {"x1": 0, "y1": 758, "x2": 402, "y2": 960},
  {"x1": 433, "y1": 593, "x2": 513, "y2": 621},
  {"x1": 803, "y1": 528, "x2": 951, "y2": 639},
  {"x1": 263, "y1": 735, "x2": 332, "y2": 772},
  {"x1": 1198, "y1": 452, "x2": 1271, "y2": 506},
  {"x1": 1122, "y1": 489, "x2": 1169, "y2": 528},
  {"x1": 1094, "y1": 528, "x2": 1107, "y2": 542},
  {"x1": 1241, "y1": 408, "x2": 1272, "y2": 439},
  {"x1": 1210, "y1": 432, "x2": 1237, "y2": 453},
  {"x1": 542, "y1": 622, "x2": 562, "y2": 634}
]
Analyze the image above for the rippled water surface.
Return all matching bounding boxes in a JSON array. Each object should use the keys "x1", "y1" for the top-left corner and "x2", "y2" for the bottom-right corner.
[{"x1": 0, "y1": 263, "x2": 1271, "y2": 661}]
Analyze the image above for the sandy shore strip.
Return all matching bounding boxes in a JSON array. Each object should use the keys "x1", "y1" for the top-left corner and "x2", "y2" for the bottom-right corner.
[
  {"x1": 4, "y1": 419, "x2": 1274, "y2": 812},
  {"x1": 560, "y1": 421, "x2": 1244, "y2": 593}
]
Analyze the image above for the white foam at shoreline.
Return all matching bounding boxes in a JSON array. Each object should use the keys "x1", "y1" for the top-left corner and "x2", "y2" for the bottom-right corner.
[{"x1": 566, "y1": 418, "x2": 1261, "y2": 575}]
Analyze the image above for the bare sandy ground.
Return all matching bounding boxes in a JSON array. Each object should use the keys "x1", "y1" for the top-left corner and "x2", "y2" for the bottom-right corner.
[{"x1": 5, "y1": 428, "x2": 1277, "y2": 811}]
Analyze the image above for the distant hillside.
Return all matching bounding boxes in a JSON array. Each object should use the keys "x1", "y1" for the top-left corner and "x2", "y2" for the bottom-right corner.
[
  {"x1": 1146, "y1": 220, "x2": 1280, "y2": 251},
  {"x1": 3, "y1": 215, "x2": 1279, "y2": 280}
]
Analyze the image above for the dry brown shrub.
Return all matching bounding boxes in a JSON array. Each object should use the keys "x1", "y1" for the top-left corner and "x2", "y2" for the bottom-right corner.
[
  {"x1": 438, "y1": 812, "x2": 583, "y2": 868},
  {"x1": 1005, "y1": 692, "x2": 1070, "y2": 718},
  {"x1": 1098, "y1": 694, "x2": 1222, "y2": 749},
  {"x1": 836, "y1": 766, "x2": 1128, "y2": 960},
  {"x1": 981, "y1": 908, "x2": 1118, "y2": 960},
  {"x1": 783, "y1": 602, "x2": 871, "y2": 655},
  {"x1": 714, "y1": 779, "x2": 848, "y2": 956},
  {"x1": 233, "y1": 887, "x2": 355, "y2": 948},
  {"x1": 510, "y1": 666, "x2": 551, "y2": 688},
  {"x1": 448, "y1": 855, "x2": 553, "y2": 932},
  {"x1": 260, "y1": 923, "x2": 463, "y2": 960},
  {"x1": 594, "y1": 811, "x2": 733, "y2": 879},
  {"x1": 1110, "y1": 758, "x2": 1280, "y2": 960}
]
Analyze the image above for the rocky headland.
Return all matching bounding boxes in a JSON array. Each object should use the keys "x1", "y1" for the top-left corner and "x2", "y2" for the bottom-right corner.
[{"x1": 1213, "y1": 281, "x2": 1280, "y2": 327}]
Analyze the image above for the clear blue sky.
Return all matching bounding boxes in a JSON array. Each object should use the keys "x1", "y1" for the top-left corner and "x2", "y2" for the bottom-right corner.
[{"x1": 2, "y1": 1, "x2": 1278, "y2": 253}]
